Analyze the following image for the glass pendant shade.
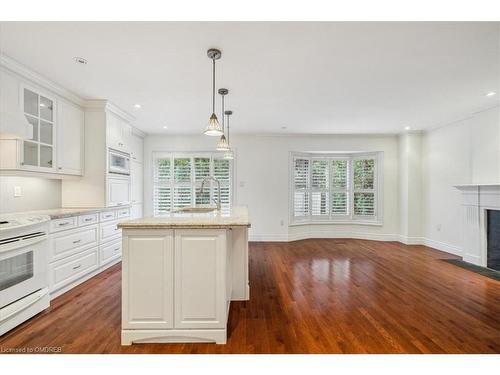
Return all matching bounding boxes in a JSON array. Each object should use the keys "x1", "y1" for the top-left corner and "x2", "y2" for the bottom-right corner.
[
  {"x1": 204, "y1": 113, "x2": 223, "y2": 136},
  {"x1": 216, "y1": 134, "x2": 230, "y2": 151},
  {"x1": 223, "y1": 149, "x2": 234, "y2": 160}
]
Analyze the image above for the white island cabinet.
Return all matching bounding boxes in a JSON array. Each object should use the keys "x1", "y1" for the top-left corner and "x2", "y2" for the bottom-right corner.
[{"x1": 119, "y1": 207, "x2": 250, "y2": 345}]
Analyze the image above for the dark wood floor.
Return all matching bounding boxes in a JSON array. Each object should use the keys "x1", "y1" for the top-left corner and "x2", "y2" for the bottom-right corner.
[{"x1": 1, "y1": 239, "x2": 499, "y2": 354}]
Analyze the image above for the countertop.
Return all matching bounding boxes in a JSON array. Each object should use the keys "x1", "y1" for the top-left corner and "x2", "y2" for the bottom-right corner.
[
  {"x1": 118, "y1": 206, "x2": 251, "y2": 229},
  {"x1": 4, "y1": 206, "x2": 129, "y2": 220}
]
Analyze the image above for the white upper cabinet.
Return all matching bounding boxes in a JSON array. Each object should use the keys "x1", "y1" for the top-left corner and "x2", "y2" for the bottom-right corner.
[
  {"x1": 0, "y1": 70, "x2": 32, "y2": 139},
  {"x1": 57, "y1": 100, "x2": 84, "y2": 175},
  {"x1": 20, "y1": 85, "x2": 57, "y2": 173},
  {"x1": 130, "y1": 133, "x2": 143, "y2": 163},
  {"x1": 107, "y1": 112, "x2": 132, "y2": 153}
]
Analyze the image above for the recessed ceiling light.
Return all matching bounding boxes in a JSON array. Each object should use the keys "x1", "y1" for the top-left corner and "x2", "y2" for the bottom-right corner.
[
  {"x1": 73, "y1": 56, "x2": 88, "y2": 65},
  {"x1": 486, "y1": 91, "x2": 497, "y2": 97},
  {"x1": 404, "y1": 126, "x2": 411, "y2": 131},
  {"x1": 134, "y1": 104, "x2": 142, "y2": 109},
  {"x1": 163, "y1": 126, "x2": 168, "y2": 129}
]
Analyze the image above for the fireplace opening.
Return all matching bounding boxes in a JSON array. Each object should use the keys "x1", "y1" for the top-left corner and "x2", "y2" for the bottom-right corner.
[{"x1": 487, "y1": 210, "x2": 500, "y2": 271}]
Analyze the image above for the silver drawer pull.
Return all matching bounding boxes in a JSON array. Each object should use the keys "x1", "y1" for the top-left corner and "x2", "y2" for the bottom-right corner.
[
  {"x1": 72, "y1": 264, "x2": 81, "y2": 270},
  {"x1": 114, "y1": 247, "x2": 120, "y2": 252},
  {"x1": 73, "y1": 239, "x2": 81, "y2": 244},
  {"x1": 58, "y1": 222, "x2": 70, "y2": 226},
  {"x1": 104, "y1": 214, "x2": 113, "y2": 218},
  {"x1": 84, "y1": 218, "x2": 93, "y2": 222}
]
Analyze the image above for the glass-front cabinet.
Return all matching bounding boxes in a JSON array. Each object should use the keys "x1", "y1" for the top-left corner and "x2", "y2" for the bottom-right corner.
[{"x1": 21, "y1": 86, "x2": 56, "y2": 171}]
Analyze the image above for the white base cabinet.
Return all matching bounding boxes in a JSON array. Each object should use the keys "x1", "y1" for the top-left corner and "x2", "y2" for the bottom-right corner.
[{"x1": 121, "y1": 228, "x2": 246, "y2": 345}]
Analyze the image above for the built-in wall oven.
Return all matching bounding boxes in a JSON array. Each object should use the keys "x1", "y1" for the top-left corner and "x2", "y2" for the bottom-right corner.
[
  {"x1": 108, "y1": 148, "x2": 131, "y2": 176},
  {"x1": 0, "y1": 216, "x2": 50, "y2": 336}
]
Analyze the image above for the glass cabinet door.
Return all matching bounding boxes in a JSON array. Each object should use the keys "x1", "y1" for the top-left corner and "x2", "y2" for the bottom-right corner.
[{"x1": 22, "y1": 88, "x2": 55, "y2": 170}]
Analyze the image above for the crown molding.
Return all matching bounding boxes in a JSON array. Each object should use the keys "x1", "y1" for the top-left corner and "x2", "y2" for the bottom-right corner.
[
  {"x1": 84, "y1": 99, "x2": 135, "y2": 124},
  {"x1": 0, "y1": 53, "x2": 85, "y2": 107}
]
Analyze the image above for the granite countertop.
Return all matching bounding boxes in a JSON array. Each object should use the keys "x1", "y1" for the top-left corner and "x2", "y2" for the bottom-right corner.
[
  {"x1": 118, "y1": 206, "x2": 251, "y2": 229},
  {"x1": 7, "y1": 206, "x2": 130, "y2": 220}
]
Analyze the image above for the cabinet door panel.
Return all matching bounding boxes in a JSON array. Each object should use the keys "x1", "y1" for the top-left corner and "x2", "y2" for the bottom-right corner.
[
  {"x1": 107, "y1": 177, "x2": 131, "y2": 207},
  {"x1": 122, "y1": 232, "x2": 174, "y2": 329},
  {"x1": 174, "y1": 230, "x2": 227, "y2": 329},
  {"x1": 131, "y1": 160, "x2": 143, "y2": 204}
]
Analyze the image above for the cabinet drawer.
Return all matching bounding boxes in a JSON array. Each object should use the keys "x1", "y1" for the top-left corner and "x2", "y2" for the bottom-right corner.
[
  {"x1": 100, "y1": 239, "x2": 122, "y2": 265},
  {"x1": 100, "y1": 219, "x2": 121, "y2": 243},
  {"x1": 50, "y1": 224, "x2": 99, "y2": 262},
  {"x1": 100, "y1": 211, "x2": 116, "y2": 222},
  {"x1": 116, "y1": 207, "x2": 130, "y2": 218},
  {"x1": 50, "y1": 217, "x2": 77, "y2": 233},
  {"x1": 49, "y1": 248, "x2": 98, "y2": 292},
  {"x1": 78, "y1": 213, "x2": 98, "y2": 226}
]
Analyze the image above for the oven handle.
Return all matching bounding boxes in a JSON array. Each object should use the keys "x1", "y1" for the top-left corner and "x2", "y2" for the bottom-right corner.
[{"x1": 0, "y1": 233, "x2": 48, "y2": 254}]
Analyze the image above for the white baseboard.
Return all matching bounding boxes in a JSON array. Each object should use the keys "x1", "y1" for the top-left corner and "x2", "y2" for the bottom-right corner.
[{"x1": 250, "y1": 233, "x2": 462, "y2": 257}]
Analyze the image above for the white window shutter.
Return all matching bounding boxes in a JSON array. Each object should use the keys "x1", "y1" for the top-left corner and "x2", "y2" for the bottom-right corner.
[
  {"x1": 153, "y1": 158, "x2": 172, "y2": 215},
  {"x1": 353, "y1": 159, "x2": 375, "y2": 217},
  {"x1": 293, "y1": 158, "x2": 310, "y2": 218},
  {"x1": 331, "y1": 159, "x2": 349, "y2": 216},
  {"x1": 311, "y1": 159, "x2": 329, "y2": 217}
]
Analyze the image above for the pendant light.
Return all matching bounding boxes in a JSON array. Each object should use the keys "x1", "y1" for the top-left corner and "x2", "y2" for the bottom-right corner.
[
  {"x1": 216, "y1": 88, "x2": 230, "y2": 151},
  {"x1": 223, "y1": 110, "x2": 234, "y2": 160},
  {"x1": 204, "y1": 49, "x2": 223, "y2": 136}
]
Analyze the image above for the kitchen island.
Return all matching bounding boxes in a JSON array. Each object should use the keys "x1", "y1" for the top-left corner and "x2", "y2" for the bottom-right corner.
[{"x1": 118, "y1": 206, "x2": 250, "y2": 345}]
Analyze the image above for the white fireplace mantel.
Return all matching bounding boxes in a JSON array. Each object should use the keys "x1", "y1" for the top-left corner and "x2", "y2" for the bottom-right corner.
[{"x1": 454, "y1": 184, "x2": 500, "y2": 267}]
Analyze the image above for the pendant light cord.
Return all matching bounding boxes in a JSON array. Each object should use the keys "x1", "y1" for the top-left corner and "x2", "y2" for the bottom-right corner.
[
  {"x1": 227, "y1": 114, "x2": 230, "y2": 144},
  {"x1": 212, "y1": 58, "x2": 216, "y2": 113},
  {"x1": 221, "y1": 95, "x2": 225, "y2": 132}
]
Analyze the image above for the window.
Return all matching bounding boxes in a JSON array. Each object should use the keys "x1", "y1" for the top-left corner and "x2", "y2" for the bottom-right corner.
[
  {"x1": 290, "y1": 152, "x2": 381, "y2": 224},
  {"x1": 153, "y1": 152, "x2": 233, "y2": 216}
]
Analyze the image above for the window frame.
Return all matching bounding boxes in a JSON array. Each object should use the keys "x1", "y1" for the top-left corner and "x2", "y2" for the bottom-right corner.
[
  {"x1": 289, "y1": 151, "x2": 383, "y2": 226},
  {"x1": 152, "y1": 151, "x2": 234, "y2": 216}
]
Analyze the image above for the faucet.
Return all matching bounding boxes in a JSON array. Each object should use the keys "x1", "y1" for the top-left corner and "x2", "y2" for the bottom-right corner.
[{"x1": 199, "y1": 177, "x2": 221, "y2": 211}]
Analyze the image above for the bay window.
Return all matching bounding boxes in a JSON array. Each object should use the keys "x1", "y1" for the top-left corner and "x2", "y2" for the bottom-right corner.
[{"x1": 290, "y1": 152, "x2": 382, "y2": 224}]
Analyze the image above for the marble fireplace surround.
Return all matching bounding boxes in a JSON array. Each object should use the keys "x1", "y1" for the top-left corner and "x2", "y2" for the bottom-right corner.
[{"x1": 454, "y1": 184, "x2": 500, "y2": 267}]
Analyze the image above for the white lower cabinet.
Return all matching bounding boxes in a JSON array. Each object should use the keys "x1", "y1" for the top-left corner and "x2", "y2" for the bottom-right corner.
[
  {"x1": 100, "y1": 238, "x2": 122, "y2": 266},
  {"x1": 121, "y1": 229, "x2": 229, "y2": 344},
  {"x1": 122, "y1": 231, "x2": 174, "y2": 329},
  {"x1": 174, "y1": 230, "x2": 227, "y2": 329},
  {"x1": 49, "y1": 248, "x2": 99, "y2": 292},
  {"x1": 48, "y1": 207, "x2": 130, "y2": 298}
]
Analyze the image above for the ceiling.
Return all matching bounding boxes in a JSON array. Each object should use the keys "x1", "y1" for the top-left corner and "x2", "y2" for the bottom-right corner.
[{"x1": 0, "y1": 22, "x2": 498, "y2": 135}]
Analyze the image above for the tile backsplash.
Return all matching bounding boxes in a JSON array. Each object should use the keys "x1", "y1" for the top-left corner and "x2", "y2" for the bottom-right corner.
[{"x1": 0, "y1": 176, "x2": 61, "y2": 214}]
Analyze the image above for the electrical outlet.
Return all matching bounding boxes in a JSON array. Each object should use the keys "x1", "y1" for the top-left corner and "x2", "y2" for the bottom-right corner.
[
  {"x1": 14, "y1": 186, "x2": 22, "y2": 197},
  {"x1": 239, "y1": 181, "x2": 246, "y2": 188},
  {"x1": 436, "y1": 224, "x2": 442, "y2": 232},
  {"x1": 280, "y1": 219, "x2": 284, "y2": 226}
]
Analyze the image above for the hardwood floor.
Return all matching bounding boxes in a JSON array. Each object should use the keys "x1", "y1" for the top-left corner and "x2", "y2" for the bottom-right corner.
[{"x1": 1, "y1": 239, "x2": 500, "y2": 354}]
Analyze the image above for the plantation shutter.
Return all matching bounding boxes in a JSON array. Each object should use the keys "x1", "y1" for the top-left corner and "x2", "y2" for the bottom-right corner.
[
  {"x1": 331, "y1": 159, "x2": 349, "y2": 216},
  {"x1": 173, "y1": 157, "x2": 192, "y2": 209},
  {"x1": 153, "y1": 158, "x2": 172, "y2": 215},
  {"x1": 353, "y1": 158, "x2": 375, "y2": 217},
  {"x1": 311, "y1": 159, "x2": 329, "y2": 217},
  {"x1": 194, "y1": 157, "x2": 211, "y2": 205},
  {"x1": 153, "y1": 153, "x2": 233, "y2": 216},
  {"x1": 293, "y1": 157, "x2": 310, "y2": 218},
  {"x1": 213, "y1": 158, "x2": 231, "y2": 211}
]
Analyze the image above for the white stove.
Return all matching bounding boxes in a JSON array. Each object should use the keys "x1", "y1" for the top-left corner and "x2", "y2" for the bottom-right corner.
[
  {"x1": 0, "y1": 213, "x2": 51, "y2": 336},
  {"x1": 0, "y1": 214, "x2": 50, "y2": 232}
]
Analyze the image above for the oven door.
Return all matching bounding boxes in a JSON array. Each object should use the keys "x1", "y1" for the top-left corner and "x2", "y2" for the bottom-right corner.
[
  {"x1": 0, "y1": 233, "x2": 47, "y2": 309},
  {"x1": 108, "y1": 149, "x2": 130, "y2": 175}
]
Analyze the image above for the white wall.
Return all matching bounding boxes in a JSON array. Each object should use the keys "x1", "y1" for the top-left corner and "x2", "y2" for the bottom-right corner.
[
  {"x1": 422, "y1": 106, "x2": 500, "y2": 254},
  {"x1": 144, "y1": 134, "x2": 400, "y2": 241},
  {"x1": 0, "y1": 176, "x2": 61, "y2": 214}
]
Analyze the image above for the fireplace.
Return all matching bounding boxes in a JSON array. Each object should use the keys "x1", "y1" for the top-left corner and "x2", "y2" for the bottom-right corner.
[
  {"x1": 487, "y1": 210, "x2": 500, "y2": 271},
  {"x1": 455, "y1": 184, "x2": 500, "y2": 267}
]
